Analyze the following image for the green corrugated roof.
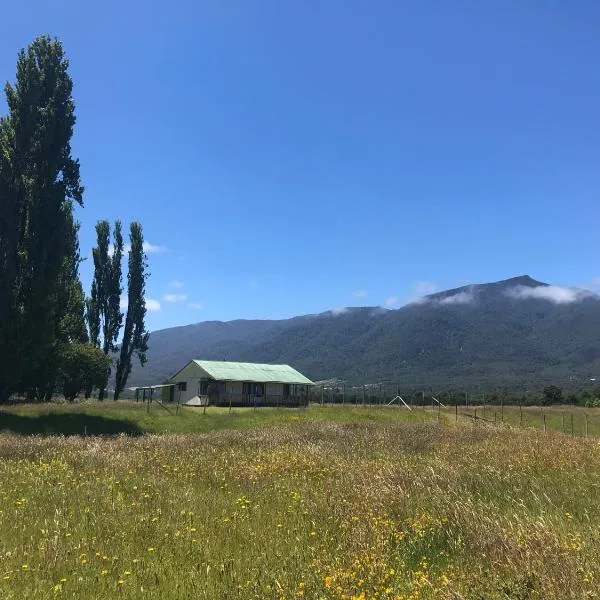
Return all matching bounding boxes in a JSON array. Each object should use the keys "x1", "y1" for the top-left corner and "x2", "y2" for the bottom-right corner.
[{"x1": 192, "y1": 360, "x2": 313, "y2": 385}]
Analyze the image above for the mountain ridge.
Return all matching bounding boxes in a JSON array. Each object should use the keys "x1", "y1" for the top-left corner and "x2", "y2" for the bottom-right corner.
[{"x1": 128, "y1": 276, "x2": 600, "y2": 389}]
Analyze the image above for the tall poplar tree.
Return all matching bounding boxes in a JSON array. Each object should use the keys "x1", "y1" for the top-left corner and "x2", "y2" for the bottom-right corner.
[
  {"x1": 88, "y1": 220, "x2": 123, "y2": 399},
  {"x1": 0, "y1": 36, "x2": 83, "y2": 402},
  {"x1": 25, "y1": 202, "x2": 89, "y2": 400},
  {"x1": 114, "y1": 222, "x2": 149, "y2": 400}
]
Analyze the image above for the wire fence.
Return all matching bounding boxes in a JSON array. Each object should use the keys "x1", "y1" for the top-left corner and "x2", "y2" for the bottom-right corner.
[{"x1": 307, "y1": 383, "x2": 600, "y2": 437}]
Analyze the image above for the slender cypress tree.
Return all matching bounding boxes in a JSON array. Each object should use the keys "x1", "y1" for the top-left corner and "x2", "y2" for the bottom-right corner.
[
  {"x1": 85, "y1": 284, "x2": 101, "y2": 348},
  {"x1": 84, "y1": 280, "x2": 101, "y2": 399},
  {"x1": 114, "y1": 222, "x2": 149, "y2": 400},
  {"x1": 57, "y1": 207, "x2": 88, "y2": 345},
  {"x1": 0, "y1": 36, "x2": 83, "y2": 402},
  {"x1": 88, "y1": 220, "x2": 123, "y2": 399}
]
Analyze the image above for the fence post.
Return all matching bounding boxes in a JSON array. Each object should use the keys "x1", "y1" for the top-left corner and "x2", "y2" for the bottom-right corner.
[
  {"x1": 321, "y1": 384, "x2": 324, "y2": 405},
  {"x1": 438, "y1": 400, "x2": 441, "y2": 421},
  {"x1": 500, "y1": 395, "x2": 504, "y2": 422},
  {"x1": 571, "y1": 413, "x2": 574, "y2": 437},
  {"x1": 543, "y1": 413, "x2": 546, "y2": 433},
  {"x1": 585, "y1": 414, "x2": 589, "y2": 437},
  {"x1": 520, "y1": 403, "x2": 523, "y2": 428},
  {"x1": 362, "y1": 385, "x2": 366, "y2": 407},
  {"x1": 562, "y1": 413, "x2": 565, "y2": 433},
  {"x1": 465, "y1": 391, "x2": 468, "y2": 412},
  {"x1": 455, "y1": 402, "x2": 458, "y2": 423}
]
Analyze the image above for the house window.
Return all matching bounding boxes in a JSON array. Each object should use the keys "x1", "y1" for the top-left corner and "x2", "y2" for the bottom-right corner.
[
  {"x1": 243, "y1": 382, "x2": 264, "y2": 396},
  {"x1": 200, "y1": 380, "x2": 209, "y2": 395},
  {"x1": 178, "y1": 382, "x2": 187, "y2": 392}
]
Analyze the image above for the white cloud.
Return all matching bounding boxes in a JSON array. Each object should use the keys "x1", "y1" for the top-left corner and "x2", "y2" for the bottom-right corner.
[
  {"x1": 142, "y1": 242, "x2": 167, "y2": 254},
  {"x1": 123, "y1": 241, "x2": 168, "y2": 253},
  {"x1": 438, "y1": 290, "x2": 475, "y2": 305},
  {"x1": 353, "y1": 290, "x2": 368, "y2": 299},
  {"x1": 108, "y1": 241, "x2": 167, "y2": 256},
  {"x1": 505, "y1": 285, "x2": 589, "y2": 304},
  {"x1": 402, "y1": 282, "x2": 476, "y2": 307},
  {"x1": 169, "y1": 280, "x2": 184, "y2": 289},
  {"x1": 384, "y1": 296, "x2": 400, "y2": 307},
  {"x1": 145, "y1": 298, "x2": 161, "y2": 312},
  {"x1": 162, "y1": 293, "x2": 187, "y2": 302},
  {"x1": 330, "y1": 307, "x2": 349, "y2": 315},
  {"x1": 401, "y1": 281, "x2": 440, "y2": 306},
  {"x1": 121, "y1": 296, "x2": 161, "y2": 311},
  {"x1": 581, "y1": 277, "x2": 600, "y2": 294},
  {"x1": 413, "y1": 281, "x2": 438, "y2": 296},
  {"x1": 187, "y1": 302, "x2": 204, "y2": 310}
]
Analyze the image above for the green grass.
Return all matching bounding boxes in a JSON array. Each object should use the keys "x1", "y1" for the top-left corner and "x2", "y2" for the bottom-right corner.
[
  {"x1": 3, "y1": 401, "x2": 600, "y2": 438},
  {"x1": 1, "y1": 418, "x2": 599, "y2": 599},
  {"x1": 446, "y1": 404, "x2": 600, "y2": 436},
  {"x1": 0, "y1": 401, "x2": 432, "y2": 436}
]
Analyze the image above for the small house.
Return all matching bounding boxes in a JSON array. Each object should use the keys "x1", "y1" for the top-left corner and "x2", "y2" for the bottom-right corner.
[{"x1": 146, "y1": 360, "x2": 313, "y2": 407}]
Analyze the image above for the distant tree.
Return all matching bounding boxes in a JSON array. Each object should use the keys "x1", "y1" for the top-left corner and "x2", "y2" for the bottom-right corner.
[
  {"x1": 114, "y1": 223, "x2": 150, "y2": 400},
  {"x1": 0, "y1": 36, "x2": 83, "y2": 403},
  {"x1": 57, "y1": 343, "x2": 111, "y2": 402},
  {"x1": 88, "y1": 220, "x2": 123, "y2": 399},
  {"x1": 542, "y1": 384, "x2": 563, "y2": 406}
]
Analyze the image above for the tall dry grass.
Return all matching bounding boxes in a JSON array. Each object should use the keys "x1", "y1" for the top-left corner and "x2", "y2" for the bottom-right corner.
[{"x1": 0, "y1": 421, "x2": 598, "y2": 599}]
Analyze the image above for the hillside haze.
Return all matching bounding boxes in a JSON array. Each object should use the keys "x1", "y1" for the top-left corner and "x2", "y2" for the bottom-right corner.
[{"x1": 128, "y1": 276, "x2": 600, "y2": 389}]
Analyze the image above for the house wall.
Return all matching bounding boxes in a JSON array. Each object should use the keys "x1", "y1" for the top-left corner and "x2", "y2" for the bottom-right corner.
[
  {"x1": 169, "y1": 362, "x2": 206, "y2": 404},
  {"x1": 266, "y1": 383, "x2": 284, "y2": 396},
  {"x1": 226, "y1": 381, "x2": 243, "y2": 395},
  {"x1": 166, "y1": 376, "x2": 243, "y2": 404},
  {"x1": 172, "y1": 362, "x2": 202, "y2": 381}
]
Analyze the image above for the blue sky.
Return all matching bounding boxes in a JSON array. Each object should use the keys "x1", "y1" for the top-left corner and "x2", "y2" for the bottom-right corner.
[{"x1": 2, "y1": 1, "x2": 600, "y2": 330}]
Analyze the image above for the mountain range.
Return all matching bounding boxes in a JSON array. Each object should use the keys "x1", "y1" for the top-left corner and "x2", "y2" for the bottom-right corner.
[{"x1": 126, "y1": 276, "x2": 600, "y2": 390}]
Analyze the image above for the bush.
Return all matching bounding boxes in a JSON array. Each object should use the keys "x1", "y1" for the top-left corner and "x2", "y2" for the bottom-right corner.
[
  {"x1": 57, "y1": 343, "x2": 111, "y2": 402},
  {"x1": 542, "y1": 385, "x2": 563, "y2": 406}
]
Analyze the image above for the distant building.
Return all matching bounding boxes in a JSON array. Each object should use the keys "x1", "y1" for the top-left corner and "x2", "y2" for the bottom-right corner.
[{"x1": 136, "y1": 360, "x2": 313, "y2": 407}]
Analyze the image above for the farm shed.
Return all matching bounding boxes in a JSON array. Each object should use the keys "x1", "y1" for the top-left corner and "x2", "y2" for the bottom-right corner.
[{"x1": 139, "y1": 360, "x2": 313, "y2": 407}]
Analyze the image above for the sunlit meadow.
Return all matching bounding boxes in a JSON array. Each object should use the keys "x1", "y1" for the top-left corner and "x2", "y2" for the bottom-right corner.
[{"x1": 1, "y1": 406, "x2": 599, "y2": 598}]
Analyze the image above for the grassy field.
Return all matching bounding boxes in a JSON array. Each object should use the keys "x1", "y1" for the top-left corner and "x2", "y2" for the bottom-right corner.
[
  {"x1": 0, "y1": 402, "x2": 431, "y2": 436},
  {"x1": 1, "y1": 404, "x2": 599, "y2": 598},
  {"x1": 451, "y1": 404, "x2": 600, "y2": 437},
  {"x1": 3, "y1": 400, "x2": 600, "y2": 437}
]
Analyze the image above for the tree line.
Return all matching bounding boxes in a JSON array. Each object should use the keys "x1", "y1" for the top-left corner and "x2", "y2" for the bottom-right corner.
[
  {"x1": 315, "y1": 383, "x2": 600, "y2": 407},
  {"x1": 0, "y1": 36, "x2": 148, "y2": 403}
]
